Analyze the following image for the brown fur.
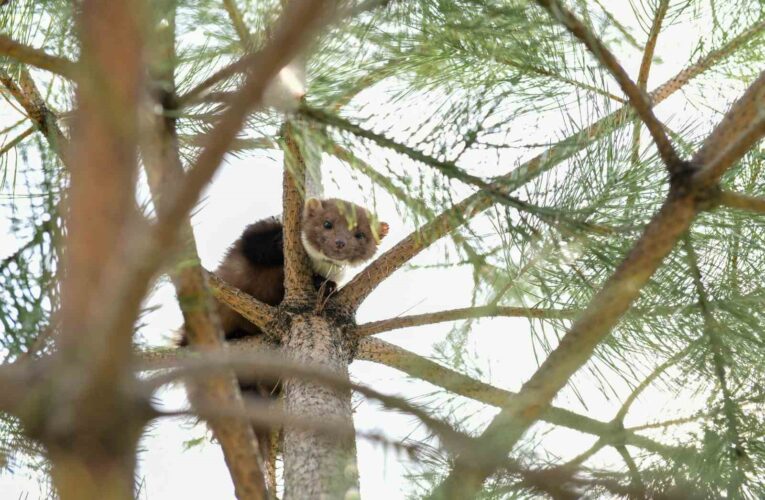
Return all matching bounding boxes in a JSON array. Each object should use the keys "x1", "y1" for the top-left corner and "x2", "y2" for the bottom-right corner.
[{"x1": 215, "y1": 249, "x2": 285, "y2": 337}]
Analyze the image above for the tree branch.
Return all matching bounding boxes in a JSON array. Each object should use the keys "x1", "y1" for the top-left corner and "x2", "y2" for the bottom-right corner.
[
  {"x1": 147, "y1": 0, "x2": 336, "y2": 266},
  {"x1": 45, "y1": 1, "x2": 147, "y2": 497},
  {"x1": 144, "y1": 11, "x2": 270, "y2": 493},
  {"x1": 355, "y1": 338, "x2": 691, "y2": 462},
  {"x1": 207, "y1": 273, "x2": 278, "y2": 331},
  {"x1": 717, "y1": 190, "x2": 765, "y2": 214},
  {"x1": 354, "y1": 305, "x2": 579, "y2": 336},
  {"x1": 0, "y1": 35, "x2": 76, "y2": 77},
  {"x1": 631, "y1": 0, "x2": 669, "y2": 167},
  {"x1": 281, "y1": 120, "x2": 316, "y2": 302},
  {"x1": 692, "y1": 71, "x2": 765, "y2": 187}
]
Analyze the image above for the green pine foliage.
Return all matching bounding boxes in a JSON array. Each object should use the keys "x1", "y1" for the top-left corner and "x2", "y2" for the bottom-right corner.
[{"x1": 2, "y1": 0, "x2": 765, "y2": 497}]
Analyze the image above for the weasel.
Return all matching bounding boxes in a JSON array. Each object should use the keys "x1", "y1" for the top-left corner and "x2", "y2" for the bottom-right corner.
[
  {"x1": 212, "y1": 197, "x2": 388, "y2": 340},
  {"x1": 179, "y1": 198, "x2": 388, "y2": 474}
]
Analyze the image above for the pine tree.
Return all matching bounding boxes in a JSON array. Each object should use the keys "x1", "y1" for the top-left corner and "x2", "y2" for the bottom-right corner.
[{"x1": 1, "y1": 0, "x2": 765, "y2": 498}]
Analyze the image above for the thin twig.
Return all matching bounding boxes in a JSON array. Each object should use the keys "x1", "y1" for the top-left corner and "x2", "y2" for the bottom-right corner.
[
  {"x1": 0, "y1": 125, "x2": 34, "y2": 157},
  {"x1": 144, "y1": 346, "x2": 476, "y2": 456},
  {"x1": 631, "y1": 0, "x2": 669, "y2": 167}
]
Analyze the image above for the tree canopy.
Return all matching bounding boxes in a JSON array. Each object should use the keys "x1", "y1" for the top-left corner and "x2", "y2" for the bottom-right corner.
[{"x1": 1, "y1": 0, "x2": 765, "y2": 498}]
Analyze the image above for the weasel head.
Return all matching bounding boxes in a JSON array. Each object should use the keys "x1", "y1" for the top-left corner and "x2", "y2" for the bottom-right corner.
[{"x1": 301, "y1": 198, "x2": 389, "y2": 280}]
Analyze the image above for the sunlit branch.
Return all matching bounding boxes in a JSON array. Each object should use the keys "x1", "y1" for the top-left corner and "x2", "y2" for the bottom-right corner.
[
  {"x1": 692, "y1": 71, "x2": 765, "y2": 186},
  {"x1": 637, "y1": 0, "x2": 668, "y2": 91},
  {"x1": 535, "y1": 0, "x2": 680, "y2": 170},
  {"x1": 354, "y1": 305, "x2": 579, "y2": 336},
  {"x1": 0, "y1": 35, "x2": 76, "y2": 78}
]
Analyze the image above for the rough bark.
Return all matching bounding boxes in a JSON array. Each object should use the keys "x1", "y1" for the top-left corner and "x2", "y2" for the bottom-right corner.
[{"x1": 282, "y1": 315, "x2": 359, "y2": 499}]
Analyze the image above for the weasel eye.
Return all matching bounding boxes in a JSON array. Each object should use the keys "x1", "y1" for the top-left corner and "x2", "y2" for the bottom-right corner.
[
  {"x1": 323, "y1": 220, "x2": 333, "y2": 229},
  {"x1": 355, "y1": 232, "x2": 365, "y2": 240}
]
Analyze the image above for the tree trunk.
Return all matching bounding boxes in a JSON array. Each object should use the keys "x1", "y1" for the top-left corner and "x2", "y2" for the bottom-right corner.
[{"x1": 282, "y1": 314, "x2": 359, "y2": 499}]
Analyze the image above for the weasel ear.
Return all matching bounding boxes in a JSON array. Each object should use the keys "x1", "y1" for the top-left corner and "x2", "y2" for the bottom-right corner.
[
  {"x1": 378, "y1": 222, "x2": 389, "y2": 240},
  {"x1": 304, "y1": 198, "x2": 323, "y2": 216}
]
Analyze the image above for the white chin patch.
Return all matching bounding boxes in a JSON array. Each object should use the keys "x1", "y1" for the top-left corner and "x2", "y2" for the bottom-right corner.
[{"x1": 301, "y1": 233, "x2": 347, "y2": 282}]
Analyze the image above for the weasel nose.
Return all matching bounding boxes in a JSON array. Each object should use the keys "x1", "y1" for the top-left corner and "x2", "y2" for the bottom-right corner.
[{"x1": 335, "y1": 239, "x2": 346, "y2": 249}]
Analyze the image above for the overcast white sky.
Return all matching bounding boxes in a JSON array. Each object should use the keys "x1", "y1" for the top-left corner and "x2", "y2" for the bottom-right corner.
[{"x1": 0, "y1": 2, "x2": 745, "y2": 498}]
